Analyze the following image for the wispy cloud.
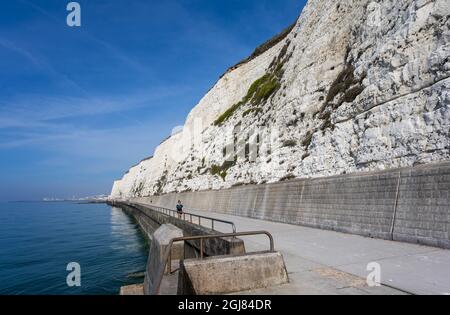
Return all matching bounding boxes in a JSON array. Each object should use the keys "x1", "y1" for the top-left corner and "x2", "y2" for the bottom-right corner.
[
  {"x1": 18, "y1": 0, "x2": 151, "y2": 74},
  {"x1": 0, "y1": 83, "x2": 191, "y2": 148},
  {"x1": 1, "y1": 85, "x2": 181, "y2": 123},
  {"x1": 0, "y1": 37, "x2": 39, "y2": 65},
  {"x1": 0, "y1": 37, "x2": 86, "y2": 94}
]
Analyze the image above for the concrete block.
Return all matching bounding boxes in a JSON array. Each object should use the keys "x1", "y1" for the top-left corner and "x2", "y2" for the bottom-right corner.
[
  {"x1": 120, "y1": 284, "x2": 144, "y2": 295},
  {"x1": 153, "y1": 224, "x2": 184, "y2": 261},
  {"x1": 144, "y1": 224, "x2": 184, "y2": 295},
  {"x1": 181, "y1": 252, "x2": 289, "y2": 295}
]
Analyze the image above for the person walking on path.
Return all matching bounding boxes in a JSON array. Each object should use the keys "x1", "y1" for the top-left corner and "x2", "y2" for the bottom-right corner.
[{"x1": 176, "y1": 200, "x2": 184, "y2": 219}]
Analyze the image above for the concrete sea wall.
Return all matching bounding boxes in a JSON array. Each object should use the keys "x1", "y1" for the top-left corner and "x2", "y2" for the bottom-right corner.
[
  {"x1": 113, "y1": 203, "x2": 287, "y2": 295},
  {"x1": 115, "y1": 202, "x2": 246, "y2": 256},
  {"x1": 132, "y1": 161, "x2": 450, "y2": 249}
]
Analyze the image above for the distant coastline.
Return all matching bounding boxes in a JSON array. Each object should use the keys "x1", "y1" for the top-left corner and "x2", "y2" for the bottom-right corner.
[
  {"x1": 7, "y1": 195, "x2": 108, "y2": 204},
  {"x1": 42, "y1": 194, "x2": 108, "y2": 203}
]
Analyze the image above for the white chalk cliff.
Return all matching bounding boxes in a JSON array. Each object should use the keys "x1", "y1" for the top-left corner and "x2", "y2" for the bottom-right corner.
[{"x1": 111, "y1": 0, "x2": 450, "y2": 199}]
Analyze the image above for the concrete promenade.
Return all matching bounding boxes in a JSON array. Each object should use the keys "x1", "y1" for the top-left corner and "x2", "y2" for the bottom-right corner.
[{"x1": 183, "y1": 208, "x2": 450, "y2": 295}]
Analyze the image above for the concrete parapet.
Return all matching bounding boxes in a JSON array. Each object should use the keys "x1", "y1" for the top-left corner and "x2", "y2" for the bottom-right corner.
[
  {"x1": 120, "y1": 284, "x2": 144, "y2": 295},
  {"x1": 179, "y1": 252, "x2": 289, "y2": 295},
  {"x1": 130, "y1": 203, "x2": 246, "y2": 256},
  {"x1": 144, "y1": 224, "x2": 184, "y2": 295}
]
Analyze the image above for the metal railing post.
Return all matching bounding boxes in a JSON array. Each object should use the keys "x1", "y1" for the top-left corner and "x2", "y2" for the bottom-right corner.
[
  {"x1": 151, "y1": 231, "x2": 275, "y2": 295},
  {"x1": 200, "y1": 238, "x2": 204, "y2": 259},
  {"x1": 168, "y1": 247, "x2": 172, "y2": 274}
]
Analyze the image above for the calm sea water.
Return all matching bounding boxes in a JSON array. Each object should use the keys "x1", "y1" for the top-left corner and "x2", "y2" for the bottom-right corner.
[{"x1": 0, "y1": 202, "x2": 148, "y2": 295}]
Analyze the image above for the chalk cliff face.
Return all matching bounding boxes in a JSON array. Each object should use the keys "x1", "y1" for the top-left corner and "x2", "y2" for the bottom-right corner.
[{"x1": 111, "y1": 0, "x2": 450, "y2": 199}]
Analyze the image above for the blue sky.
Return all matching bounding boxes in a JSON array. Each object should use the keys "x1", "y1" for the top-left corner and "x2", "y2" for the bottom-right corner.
[{"x1": 0, "y1": 0, "x2": 306, "y2": 201}]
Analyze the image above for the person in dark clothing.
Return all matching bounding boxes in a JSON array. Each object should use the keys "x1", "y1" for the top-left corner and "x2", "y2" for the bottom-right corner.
[{"x1": 176, "y1": 200, "x2": 183, "y2": 219}]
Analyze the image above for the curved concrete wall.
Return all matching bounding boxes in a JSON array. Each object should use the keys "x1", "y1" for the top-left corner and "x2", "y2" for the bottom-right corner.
[{"x1": 131, "y1": 161, "x2": 450, "y2": 249}]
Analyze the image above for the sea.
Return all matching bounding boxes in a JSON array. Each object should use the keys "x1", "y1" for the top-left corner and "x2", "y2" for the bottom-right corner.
[{"x1": 0, "y1": 201, "x2": 148, "y2": 295}]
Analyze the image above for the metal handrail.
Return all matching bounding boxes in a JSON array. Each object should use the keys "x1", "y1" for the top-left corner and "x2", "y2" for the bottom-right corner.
[
  {"x1": 150, "y1": 231, "x2": 275, "y2": 295},
  {"x1": 133, "y1": 202, "x2": 237, "y2": 234}
]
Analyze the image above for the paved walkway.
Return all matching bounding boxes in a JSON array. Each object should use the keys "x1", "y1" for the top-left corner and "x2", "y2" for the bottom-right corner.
[{"x1": 184, "y1": 209, "x2": 450, "y2": 295}]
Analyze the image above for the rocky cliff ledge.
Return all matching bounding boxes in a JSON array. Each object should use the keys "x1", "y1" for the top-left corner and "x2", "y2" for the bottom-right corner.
[{"x1": 111, "y1": 0, "x2": 450, "y2": 199}]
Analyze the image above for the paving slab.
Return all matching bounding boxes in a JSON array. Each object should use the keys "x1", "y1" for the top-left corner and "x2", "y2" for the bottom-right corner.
[{"x1": 184, "y1": 209, "x2": 450, "y2": 295}]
